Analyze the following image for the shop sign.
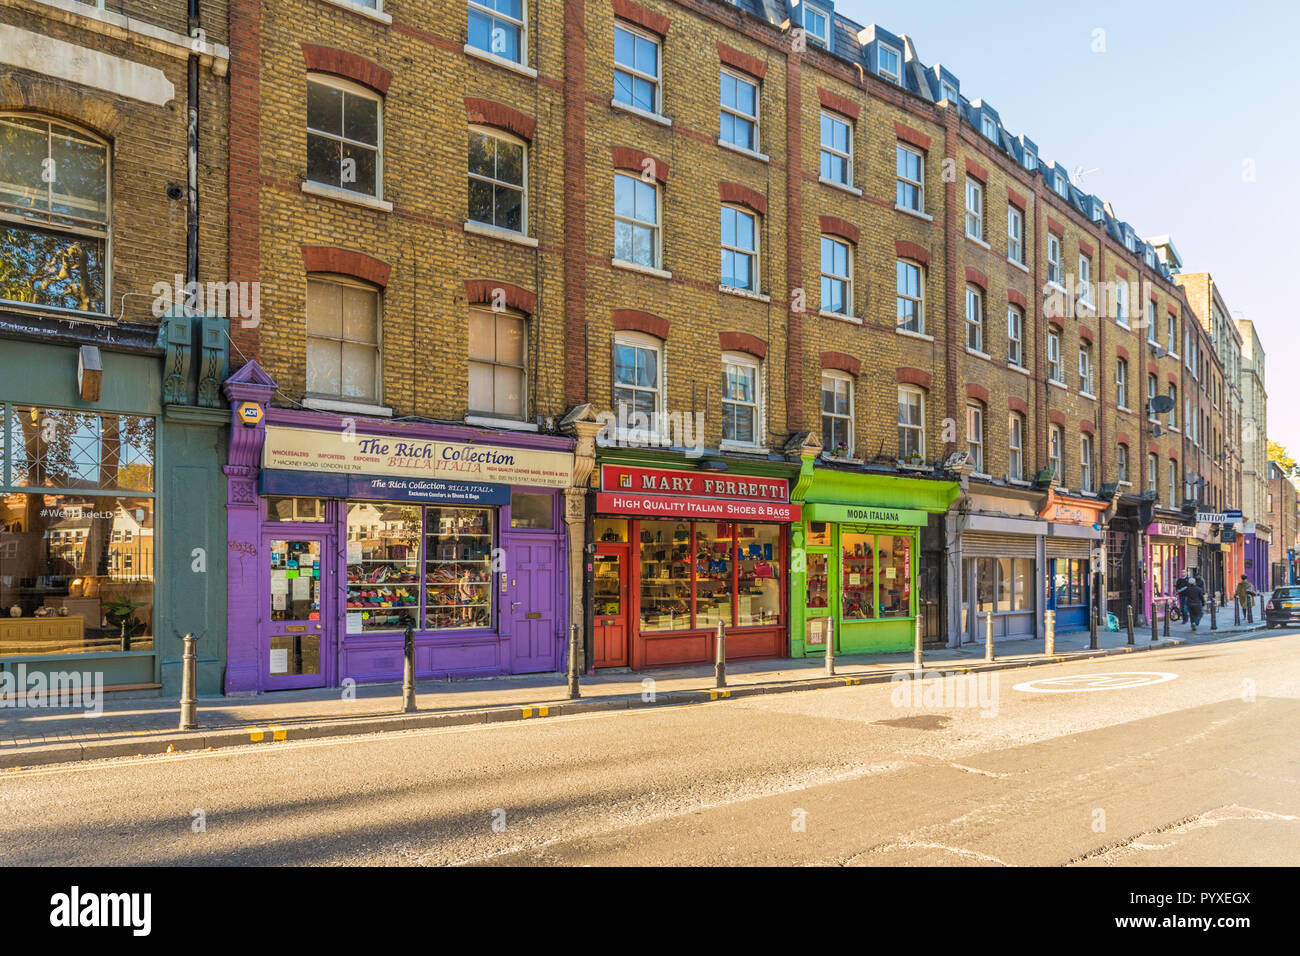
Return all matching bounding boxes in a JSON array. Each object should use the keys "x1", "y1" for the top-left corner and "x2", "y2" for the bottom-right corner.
[
  {"x1": 595, "y1": 492, "x2": 799, "y2": 522},
  {"x1": 1196, "y1": 511, "x2": 1242, "y2": 526},
  {"x1": 802, "y1": 503, "x2": 928, "y2": 526},
  {"x1": 1146, "y1": 522, "x2": 1199, "y2": 539},
  {"x1": 1040, "y1": 499, "x2": 1105, "y2": 526},
  {"x1": 262, "y1": 426, "x2": 572, "y2": 488},
  {"x1": 599, "y1": 464, "x2": 789, "y2": 502},
  {"x1": 260, "y1": 469, "x2": 509, "y2": 505}
]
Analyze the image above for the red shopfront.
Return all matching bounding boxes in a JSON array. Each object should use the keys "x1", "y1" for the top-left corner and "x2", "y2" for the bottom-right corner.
[{"x1": 591, "y1": 462, "x2": 800, "y2": 670}]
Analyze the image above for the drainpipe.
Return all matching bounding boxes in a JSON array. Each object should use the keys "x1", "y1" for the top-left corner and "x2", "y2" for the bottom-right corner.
[{"x1": 186, "y1": 0, "x2": 201, "y2": 300}]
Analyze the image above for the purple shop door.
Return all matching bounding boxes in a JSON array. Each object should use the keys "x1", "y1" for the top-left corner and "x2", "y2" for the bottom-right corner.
[{"x1": 506, "y1": 538, "x2": 559, "y2": 673}]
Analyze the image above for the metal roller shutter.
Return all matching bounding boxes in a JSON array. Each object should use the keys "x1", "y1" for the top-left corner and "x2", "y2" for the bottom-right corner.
[
  {"x1": 1045, "y1": 536, "x2": 1093, "y2": 560},
  {"x1": 1185, "y1": 542, "x2": 1200, "y2": 567},
  {"x1": 960, "y1": 532, "x2": 1038, "y2": 558}
]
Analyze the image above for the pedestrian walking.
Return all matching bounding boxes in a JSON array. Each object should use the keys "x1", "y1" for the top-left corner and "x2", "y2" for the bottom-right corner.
[
  {"x1": 1234, "y1": 575, "x2": 1257, "y2": 623},
  {"x1": 1175, "y1": 570, "x2": 1190, "y2": 623},
  {"x1": 1184, "y1": 578, "x2": 1206, "y2": 631}
]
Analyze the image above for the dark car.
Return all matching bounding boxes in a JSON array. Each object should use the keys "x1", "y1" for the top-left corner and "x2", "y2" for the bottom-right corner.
[{"x1": 1265, "y1": 586, "x2": 1300, "y2": 628}]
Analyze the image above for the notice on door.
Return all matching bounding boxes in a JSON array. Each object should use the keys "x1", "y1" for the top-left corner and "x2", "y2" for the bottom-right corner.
[{"x1": 269, "y1": 649, "x2": 288, "y2": 674}]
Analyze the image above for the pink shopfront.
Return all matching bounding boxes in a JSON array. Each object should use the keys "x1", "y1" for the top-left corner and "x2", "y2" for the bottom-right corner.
[{"x1": 1144, "y1": 520, "x2": 1206, "y2": 620}]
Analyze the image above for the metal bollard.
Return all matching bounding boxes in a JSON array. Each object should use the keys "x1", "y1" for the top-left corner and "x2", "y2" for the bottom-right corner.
[
  {"x1": 1045, "y1": 610, "x2": 1055, "y2": 656},
  {"x1": 1151, "y1": 603, "x2": 1158, "y2": 642},
  {"x1": 715, "y1": 620, "x2": 727, "y2": 688},
  {"x1": 401, "y1": 620, "x2": 416, "y2": 714},
  {"x1": 1210, "y1": 594, "x2": 1218, "y2": 631},
  {"x1": 984, "y1": 611, "x2": 995, "y2": 662},
  {"x1": 1088, "y1": 598, "x2": 1098, "y2": 650},
  {"x1": 178, "y1": 632, "x2": 197, "y2": 731},
  {"x1": 1260, "y1": 592, "x2": 1267, "y2": 625},
  {"x1": 1162, "y1": 602, "x2": 1170, "y2": 637},
  {"x1": 1126, "y1": 604, "x2": 1135, "y2": 645},
  {"x1": 913, "y1": 613, "x2": 923, "y2": 671},
  {"x1": 567, "y1": 623, "x2": 581, "y2": 700},
  {"x1": 1234, "y1": 596, "x2": 1240, "y2": 626},
  {"x1": 824, "y1": 620, "x2": 836, "y2": 676}
]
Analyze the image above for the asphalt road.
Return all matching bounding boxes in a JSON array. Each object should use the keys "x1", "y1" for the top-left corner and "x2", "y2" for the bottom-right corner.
[{"x1": 2, "y1": 630, "x2": 1298, "y2": 866}]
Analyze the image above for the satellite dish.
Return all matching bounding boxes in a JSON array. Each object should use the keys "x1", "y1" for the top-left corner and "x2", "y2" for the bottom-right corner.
[{"x1": 1150, "y1": 395, "x2": 1175, "y2": 414}]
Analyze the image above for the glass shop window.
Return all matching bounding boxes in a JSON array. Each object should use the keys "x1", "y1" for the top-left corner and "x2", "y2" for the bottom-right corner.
[
  {"x1": 695, "y1": 522, "x2": 734, "y2": 630},
  {"x1": 509, "y1": 491, "x2": 553, "y2": 530},
  {"x1": 345, "y1": 502, "x2": 420, "y2": 632},
  {"x1": 426, "y1": 507, "x2": 494, "y2": 631},
  {"x1": 841, "y1": 531, "x2": 877, "y2": 620},
  {"x1": 640, "y1": 519, "x2": 692, "y2": 632},
  {"x1": 270, "y1": 539, "x2": 322, "y2": 623},
  {"x1": 806, "y1": 521, "x2": 831, "y2": 547},
  {"x1": 806, "y1": 552, "x2": 829, "y2": 609},
  {"x1": 879, "y1": 535, "x2": 912, "y2": 618},
  {"x1": 735, "y1": 524, "x2": 780, "y2": 626},
  {"x1": 596, "y1": 517, "x2": 629, "y2": 543},
  {"x1": 266, "y1": 497, "x2": 327, "y2": 523}
]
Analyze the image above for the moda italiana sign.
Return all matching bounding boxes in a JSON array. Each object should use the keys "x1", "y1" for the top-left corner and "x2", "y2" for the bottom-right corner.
[
  {"x1": 262, "y1": 426, "x2": 572, "y2": 488},
  {"x1": 803, "y1": 502, "x2": 928, "y2": 526}
]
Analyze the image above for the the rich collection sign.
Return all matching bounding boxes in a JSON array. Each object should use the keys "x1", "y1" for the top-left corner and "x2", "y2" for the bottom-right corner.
[
  {"x1": 597, "y1": 464, "x2": 799, "y2": 522},
  {"x1": 262, "y1": 426, "x2": 572, "y2": 488}
]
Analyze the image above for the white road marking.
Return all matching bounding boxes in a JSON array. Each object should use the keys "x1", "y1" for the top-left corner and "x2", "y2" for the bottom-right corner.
[{"x1": 1013, "y1": 672, "x2": 1179, "y2": 693}]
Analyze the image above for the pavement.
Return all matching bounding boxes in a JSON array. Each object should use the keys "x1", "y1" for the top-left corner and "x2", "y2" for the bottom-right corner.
[
  {"x1": 1, "y1": 625, "x2": 1295, "y2": 866},
  {"x1": 0, "y1": 609, "x2": 1264, "y2": 768}
]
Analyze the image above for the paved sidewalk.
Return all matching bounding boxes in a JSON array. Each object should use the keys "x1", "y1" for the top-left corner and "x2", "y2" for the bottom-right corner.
[{"x1": 0, "y1": 615, "x2": 1268, "y2": 768}]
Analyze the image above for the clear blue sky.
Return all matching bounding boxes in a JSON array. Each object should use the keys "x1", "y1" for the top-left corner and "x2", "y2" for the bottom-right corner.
[{"x1": 835, "y1": 0, "x2": 1300, "y2": 453}]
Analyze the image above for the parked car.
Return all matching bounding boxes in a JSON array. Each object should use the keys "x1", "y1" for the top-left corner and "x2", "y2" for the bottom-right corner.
[{"x1": 1265, "y1": 586, "x2": 1300, "y2": 628}]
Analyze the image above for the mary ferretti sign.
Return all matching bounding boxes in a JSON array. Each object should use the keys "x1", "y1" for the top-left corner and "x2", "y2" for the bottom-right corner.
[
  {"x1": 597, "y1": 464, "x2": 799, "y2": 521},
  {"x1": 262, "y1": 426, "x2": 573, "y2": 488},
  {"x1": 1146, "y1": 522, "x2": 1207, "y2": 540}
]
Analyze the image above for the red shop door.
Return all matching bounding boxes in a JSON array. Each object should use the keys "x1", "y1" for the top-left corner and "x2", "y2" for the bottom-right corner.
[{"x1": 593, "y1": 544, "x2": 629, "y2": 667}]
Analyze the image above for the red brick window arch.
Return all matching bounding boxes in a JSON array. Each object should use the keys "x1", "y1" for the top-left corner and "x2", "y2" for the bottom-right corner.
[{"x1": 306, "y1": 73, "x2": 383, "y2": 200}]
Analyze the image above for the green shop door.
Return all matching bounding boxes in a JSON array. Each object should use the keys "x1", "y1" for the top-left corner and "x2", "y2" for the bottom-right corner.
[{"x1": 802, "y1": 522, "x2": 836, "y2": 655}]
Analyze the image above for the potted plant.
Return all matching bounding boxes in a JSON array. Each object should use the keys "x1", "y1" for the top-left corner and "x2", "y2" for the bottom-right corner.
[{"x1": 103, "y1": 596, "x2": 147, "y2": 650}]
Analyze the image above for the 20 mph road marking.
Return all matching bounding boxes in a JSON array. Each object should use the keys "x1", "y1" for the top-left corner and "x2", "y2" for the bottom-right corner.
[{"x1": 1013, "y1": 672, "x2": 1179, "y2": 693}]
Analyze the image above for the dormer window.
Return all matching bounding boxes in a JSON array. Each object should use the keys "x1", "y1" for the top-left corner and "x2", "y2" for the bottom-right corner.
[
  {"x1": 1145, "y1": 248, "x2": 1156, "y2": 268},
  {"x1": 802, "y1": 3, "x2": 830, "y2": 47},
  {"x1": 942, "y1": 82, "x2": 959, "y2": 103},
  {"x1": 877, "y1": 43, "x2": 902, "y2": 84},
  {"x1": 1091, "y1": 200, "x2": 1103, "y2": 221},
  {"x1": 1124, "y1": 232, "x2": 1136, "y2": 252},
  {"x1": 981, "y1": 115, "x2": 997, "y2": 140},
  {"x1": 1053, "y1": 173, "x2": 1069, "y2": 199},
  {"x1": 1022, "y1": 151, "x2": 1037, "y2": 172}
]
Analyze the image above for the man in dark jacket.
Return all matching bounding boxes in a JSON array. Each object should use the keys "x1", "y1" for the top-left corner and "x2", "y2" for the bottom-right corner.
[
  {"x1": 1184, "y1": 577, "x2": 1206, "y2": 630},
  {"x1": 1234, "y1": 575, "x2": 1257, "y2": 623},
  {"x1": 1174, "y1": 571, "x2": 1190, "y2": 622}
]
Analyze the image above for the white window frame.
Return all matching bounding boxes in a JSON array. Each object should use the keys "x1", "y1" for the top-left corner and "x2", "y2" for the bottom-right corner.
[
  {"x1": 1022, "y1": 150, "x2": 1037, "y2": 172},
  {"x1": 1049, "y1": 426, "x2": 1064, "y2": 484},
  {"x1": 1007, "y1": 206, "x2": 1024, "y2": 264},
  {"x1": 1053, "y1": 172, "x2": 1069, "y2": 198},
  {"x1": 613, "y1": 21, "x2": 662, "y2": 116},
  {"x1": 802, "y1": 2, "x2": 830, "y2": 47},
  {"x1": 1078, "y1": 341, "x2": 1093, "y2": 395},
  {"x1": 1047, "y1": 234, "x2": 1063, "y2": 285},
  {"x1": 467, "y1": 124, "x2": 527, "y2": 235},
  {"x1": 305, "y1": 273, "x2": 383, "y2": 405},
  {"x1": 1148, "y1": 301, "x2": 1159, "y2": 344},
  {"x1": 1147, "y1": 453, "x2": 1158, "y2": 495},
  {"x1": 467, "y1": 305, "x2": 528, "y2": 421},
  {"x1": 1047, "y1": 330, "x2": 1062, "y2": 383},
  {"x1": 1168, "y1": 384, "x2": 1178, "y2": 429},
  {"x1": 899, "y1": 386, "x2": 926, "y2": 461},
  {"x1": 612, "y1": 330, "x2": 665, "y2": 438},
  {"x1": 964, "y1": 177, "x2": 983, "y2": 240},
  {"x1": 1116, "y1": 357, "x2": 1128, "y2": 408},
  {"x1": 821, "y1": 371, "x2": 855, "y2": 458},
  {"x1": 306, "y1": 74, "x2": 384, "y2": 201},
  {"x1": 877, "y1": 43, "x2": 902, "y2": 84},
  {"x1": 895, "y1": 144, "x2": 924, "y2": 212},
  {"x1": 1008, "y1": 413, "x2": 1024, "y2": 481},
  {"x1": 1080, "y1": 435, "x2": 1094, "y2": 492},
  {"x1": 819, "y1": 111, "x2": 854, "y2": 187},
  {"x1": 1117, "y1": 443, "x2": 1129, "y2": 484},
  {"x1": 965, "y1": 285, "x2": 984, "y2": 352},
  {"x1": 820, "y1": 235, "x2": 853, "y2": 316},
  {"x1": 981, "y1": 115, "x2": 997, "y2": 140},
  {"x1": 1168, "y1": 460, "x2": 1179, "y2": 509},
  {"x1": 1114, "y1": 280, "x2": 1129, "y2": 327},
  {"x1": 613, "y1": 171, "x2": 661, "y2": 270},
  {"x1": 965, "y1": 402, "x2": 984, "y2": 472},
  {"x1": 1077, "y1": 254, "x2": 1092, "y2": 307},
  {"x1": 719, "y1": 67, "x2": 760, "y2": 153},
  {"x1": 896, "y1": 259, "x2": 924, "y2": 334},
  {"x1": 942, "y1": 82, "x2": 959, "y2": 104},
  {"x1": 1167, "y1": 311, "x2": 1178, "y2": 354},
  {"x1": 720, "y1": 204, "x2": 759, "y2": 292},
  {"x1": 467, "y1": 0, "x2": 527, "y2": 67},
  {"x1": 1007, "y1": 306, "x2": 1023, "y2": 367},
  {"x1": 720, "y1": 351, "x2": 763, "y2": 448}
]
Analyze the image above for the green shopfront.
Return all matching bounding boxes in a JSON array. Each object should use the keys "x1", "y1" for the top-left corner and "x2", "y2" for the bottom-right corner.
[{"x1": 791, "y1": 464, "x2": 959, "y2": 656}]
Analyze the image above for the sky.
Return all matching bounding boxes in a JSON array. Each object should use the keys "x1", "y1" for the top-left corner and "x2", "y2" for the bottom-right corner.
[{"x1": 834, "y1": 0, "x2": 1300, "y2": 453}]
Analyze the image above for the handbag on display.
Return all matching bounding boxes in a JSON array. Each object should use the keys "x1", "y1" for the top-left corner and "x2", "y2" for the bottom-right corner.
[
  {"x1": 641, "y1": 530, "x2": 653, "y2": 543},
  {"x1": 754, "y1": 562, "x2": 773, "y2": 578},
  {"x1": 674, "y1": 524, "x2": 689, "y2": 542}
]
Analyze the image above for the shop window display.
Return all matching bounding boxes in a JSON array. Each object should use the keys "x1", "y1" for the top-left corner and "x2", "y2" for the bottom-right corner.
[
  {"x1": 640, "y1": 520, "x2": 692, "y2": 632},
  {"x1": 842, "y1": 533, "x2": 913, "y2": 620},
  {"x1": 425, "y1": 507, "x2": 494, "y2": 630},
  {"x1": 735, "y1": 524, "x2": 780, "y2": 626},
  {"x1": 346, "y1": 503, "x2": 420, "y2": 632},
  {"x1": 696, "y1": 522, "x2": 733, "y2": 629}
]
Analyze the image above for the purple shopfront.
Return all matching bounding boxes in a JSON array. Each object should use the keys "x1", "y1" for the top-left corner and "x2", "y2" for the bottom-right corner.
[{"x1": 221, "y1": 364, "x2": 575, "y2": 693}]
